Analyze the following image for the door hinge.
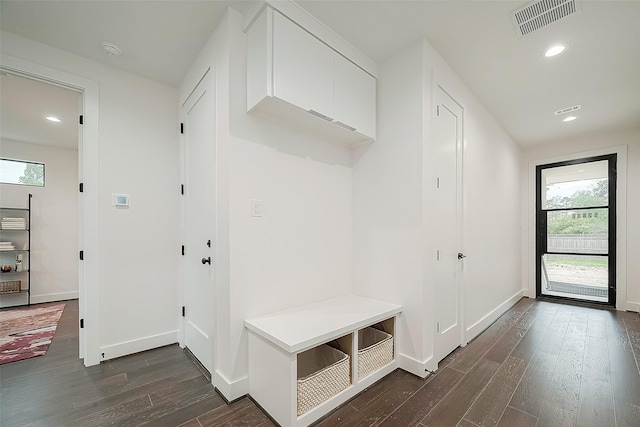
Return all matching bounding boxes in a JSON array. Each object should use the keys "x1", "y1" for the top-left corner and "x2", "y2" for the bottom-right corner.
[
  {"x1": 182, "y1": 306, "x2": 186, "y2": 317},
  {"x1": 436, "y1": 177, "x2": 440, "y2": 188},
  {"x1": 181, "y1": 184, "x2": 184, "y2": 195},
  {"x1": 437, "y1": 105, "x2": 440, "y2": 116},
  {"x1": 436, "y1": 250, "x2": 440, "y2": 261},
  {"x1": 181, "y1": 245, "x2": 185, "y2": 256},
  {"x1": 180, "y1": 123, "x2": 184, "y2": 134},
  {"x1": 79, "y1": 115, "x2": 84, "y2": 125},
  {"x1": 79, "y1": 182, "x2": 84, "y2": 193},
  {"x1": 80, "y1": 318, "x2": 84, "y2": 328},
  {"x1": 436, "y1": 322, "x2": 440, "y2": 333},
  {"x1": 79, "y1": 250, "x2": 84, "y2": 260}
]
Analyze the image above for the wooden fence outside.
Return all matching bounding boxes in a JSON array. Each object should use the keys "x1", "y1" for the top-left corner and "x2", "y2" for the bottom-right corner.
[{"x1": 547, "y1": 234, "x2": 608, "y2": 254}]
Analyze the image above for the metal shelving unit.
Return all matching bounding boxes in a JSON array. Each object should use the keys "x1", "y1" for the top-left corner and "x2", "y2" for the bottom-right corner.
[{"x1": 0, "y1": 194, "x2": 32, "y2": 308}]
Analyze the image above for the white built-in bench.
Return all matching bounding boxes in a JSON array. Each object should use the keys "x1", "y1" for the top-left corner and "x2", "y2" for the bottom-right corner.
[{"x1": 245, "y1": 295, "x2": 402, "y2": 427}]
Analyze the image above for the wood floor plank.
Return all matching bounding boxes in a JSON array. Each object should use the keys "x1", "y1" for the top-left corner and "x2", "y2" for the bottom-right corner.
[
  {"x1": 508, "y1": 351, "x2": 558, "y2": 417},
  {"x1": 321, "y1": 369, "x2": 425, "y2": 426},
  {"x1": 421, "y1": 358, "x2": 501, "y2": 427},
  {"x1": 605, "y1": 310, "x2": 640, "y2": 408},
  {"x1": 196, "y1": 397, "x2": 275, "y2": 427},
  {"x1": 626, "y1": 329, "x2": 640, "y2": 376},
  {"x1": 138, "y1": 394, "x2": 227, "y2": 427},
  {"x1": 177, "y1": 419, "x2": 202, "y2": 427},
  {"x1": 495, "y1": 407, "x2": 537, "y2": 427},
  {"x1": 446, "y1": 298, "x2": 534, "y2": 373},
  {"x1": 462, "y1": 356, "x2": 528, "y2": 427},
  {"x1": 19, "y1": 371, "x2": 208, "y2": 427},
  {"x1": 347, "y1": 369, "x2": 417, "y2": 411},
  {"x1": 509, "y1": 311, "x2": 555, "y2": 364},
  {"x1": 535, "y1": 310, "x2": 571, "y2": 356},
  {"x1": 535, "y1": 341, "x2": 582, "y2": 427},
  {"x1": 536, "y1": 405, "x2": 576, "y2": 427},
  {"x1": 68, "y1": 394, "x2": 154, "y2": 427},
  {"x1": 312, "y1": 401, "x2": 359, "y2": 427},
  {"x1": 576, "y1": 377, "x2": 615, "y2": 427},
  {"x1": 615, "y1": 401, "x2": 640, "y2": 427},
  {"x1": 72, "y1": 353, "x2": 200, "y2": 408},
  {"x1": 117, "y1": 383, "x2": 224, "y2": 427},
  {"x1": 623, "y1": 311, "x2": 640, "y2": 332},
  {"x1": 586, "y1": 310, "x2": 608, "y2": 340},
  {"x1": 455, "y1": 419, "x2": 478, "y2": 427},
  {"x1": 379, "y1": 367, "x2": 464, "y2": 427},
  {"x1": 576, "y1": 335, "x2": 615, "y2": 427},
  {"x1": 483, "y1": 309, "x2": 542, "y2": 364}
]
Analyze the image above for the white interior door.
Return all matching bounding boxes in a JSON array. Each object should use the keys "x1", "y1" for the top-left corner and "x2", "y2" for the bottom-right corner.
[
  {"x1": 183, "y1": 71, "x2": 215, "y2": 374},
  {"x1": 433, "y1": 85, "x2": 464, "y2": 363}
]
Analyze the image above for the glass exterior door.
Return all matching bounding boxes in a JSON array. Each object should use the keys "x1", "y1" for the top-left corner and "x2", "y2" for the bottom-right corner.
[{"x1": 536, "y1": 155, "x2": 616, "y2": 305}]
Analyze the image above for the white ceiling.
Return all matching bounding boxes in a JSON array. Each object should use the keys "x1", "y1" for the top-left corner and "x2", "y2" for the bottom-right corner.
[
  {"x1": 1, "y1": 0, "x2": 639, "y2": 148},
  {"x1": 0, "y1": 0, "x2": 251, "y2": 87},
  {"x1": 0, "y1": 73, "x2": 81, "y2": 149}
]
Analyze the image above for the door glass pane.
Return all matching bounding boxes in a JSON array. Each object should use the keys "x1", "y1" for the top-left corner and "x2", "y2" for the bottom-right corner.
[
  {"x1": 542, "y1": 254, "x2": 608, "y2": 302},
  {"x1": 542, "y1": 160, "x2": 608, "y2": 209},
  {"x1": 547, "y1": 208, "x2": 608, "y2": 254}
]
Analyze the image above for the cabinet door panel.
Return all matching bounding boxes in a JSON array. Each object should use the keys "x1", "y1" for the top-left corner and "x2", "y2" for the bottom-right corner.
[
  {"x1": 333, "y1": 54, "x2": 376, "y2": 138},
  {"x1": 273, "y1": 11, "x2": 334, "y2": 119}
]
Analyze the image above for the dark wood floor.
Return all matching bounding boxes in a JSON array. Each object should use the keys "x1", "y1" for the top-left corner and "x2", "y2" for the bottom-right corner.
[{"x1": 2, "y1": 298, "x2": 640, "y2": 426}]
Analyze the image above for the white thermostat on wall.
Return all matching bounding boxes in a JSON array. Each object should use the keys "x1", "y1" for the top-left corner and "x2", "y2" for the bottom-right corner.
[{"x1": 112, "y1": 194, "x2": 130, "y2": 208}]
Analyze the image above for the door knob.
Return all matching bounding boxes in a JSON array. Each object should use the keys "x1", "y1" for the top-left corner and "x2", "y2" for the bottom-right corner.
[
  {"x1": 201, "y1": 257, "x2": 211, "y2": 265},
  {"x1": 457, "y1": 253, "x2": 466, "y2": 259}
]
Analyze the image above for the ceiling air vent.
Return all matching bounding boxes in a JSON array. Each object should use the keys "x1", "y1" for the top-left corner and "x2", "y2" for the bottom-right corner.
[
  {"x1": 554, "y1": 104, "x2": 581, "y2": 116},
  {"x1": 511, "y1": 0, "x2": 581, "y2": 37}
]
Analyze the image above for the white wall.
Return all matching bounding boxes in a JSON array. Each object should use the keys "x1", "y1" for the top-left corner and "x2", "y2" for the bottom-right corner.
[
  {"x1": 352, "y1": 40, "x2": 427, "y2": 372},
  {"x1": 1, "y1": 31, "x2": 181, "y2": 360},
  {"x1": 522, "y1": 127, "x2": 639, "y2": 311},
  {"x1": 0, "y1": 140, "x2": 78, "y2": 306},
  {"x1": 180, "y1": 9, "x2": 353, "y2": 399},
  {"x1": 352, "y1": 38, "x2": 523, "y2": 375}
]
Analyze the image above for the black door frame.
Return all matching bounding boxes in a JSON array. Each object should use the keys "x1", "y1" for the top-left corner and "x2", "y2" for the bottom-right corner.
[{"x1": 535, "y1": 154, "x2": 617, "y2": 306}]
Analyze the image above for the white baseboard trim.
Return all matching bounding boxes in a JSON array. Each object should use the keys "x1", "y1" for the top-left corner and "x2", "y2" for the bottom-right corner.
[
  {"x1": 398, "y1": 353, "x2": 436, "y2": 378},
  {"x1": 622, "y1": 301, "x2": 640, "y2": 313},
  {"x1": 100, "y1": 330, "x2": 179, "y2": 361},
  {"x1": 465, "y1": 290, "x2": 524, "y2": 342},
  {"x1": 30, "y1": 291, "x2": 79, "y2": 304},
  {"x1": 214, "y1": 370, "x2": 248, "y2": 402}
]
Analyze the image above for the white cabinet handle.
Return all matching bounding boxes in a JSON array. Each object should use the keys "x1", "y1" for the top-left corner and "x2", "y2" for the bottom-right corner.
[
  {"x1": 308, "y1": 109, "x2": 333, "y2": 121},
  {"x1": 334, "y1": 121, "x2": 356, "y2": 132}
]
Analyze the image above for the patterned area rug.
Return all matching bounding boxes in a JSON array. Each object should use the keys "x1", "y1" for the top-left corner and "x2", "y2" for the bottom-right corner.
[{"x1": 0, "y1": 303, "x2": 65, "y2": 365}]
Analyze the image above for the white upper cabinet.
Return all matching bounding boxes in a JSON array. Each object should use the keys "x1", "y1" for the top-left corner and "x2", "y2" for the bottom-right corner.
[
  {"x1": 272, "y1": 11, "x2": 334, "y2": 121},
  {"x1": 246, "y1": 7, "x2": 376, "y2": 144},
  {"x1": 333, "y1": 53, "x2": 376, "y2": 139}
]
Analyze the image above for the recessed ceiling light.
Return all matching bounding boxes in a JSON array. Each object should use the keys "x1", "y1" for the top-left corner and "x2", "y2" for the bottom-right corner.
[
  {"x1": 563, "y1": 116, "x2": 577, "y2": 122},
  {"x1": 101, "y1": 42, "x2": 122, "y2": 57},
  {"x1": 45, "y1": 116, "x2": 61, "y2": 123},
  {"x1": 545, "y1": 45, "x2": 565, "y2": 57}
]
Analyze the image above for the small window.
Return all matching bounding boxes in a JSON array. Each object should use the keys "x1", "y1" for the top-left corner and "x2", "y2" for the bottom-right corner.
[{"x1": 0, "y1": 158, "x2": 45, "y2": 187}]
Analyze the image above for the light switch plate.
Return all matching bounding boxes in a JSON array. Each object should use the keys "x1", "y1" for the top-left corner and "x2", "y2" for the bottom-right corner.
[{"x1": 251, "y1": 199, "x2": 262, "y2": 217}]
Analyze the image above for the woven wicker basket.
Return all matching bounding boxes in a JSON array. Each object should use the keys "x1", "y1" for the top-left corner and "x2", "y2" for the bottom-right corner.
[
  {"x1": 297, "y1": 344, "x2": 350, "y2": 416},
  {"x1": 0, "y1": 280, "x2": 21, "y2": 294},
  {"x1": 358, "y1": 327, "x2": 393, "y2": 380}
]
